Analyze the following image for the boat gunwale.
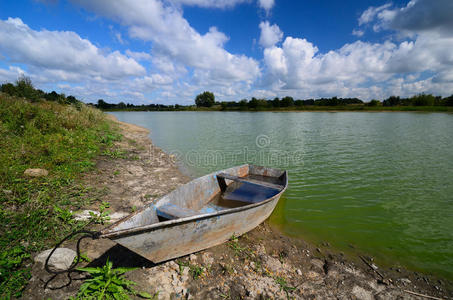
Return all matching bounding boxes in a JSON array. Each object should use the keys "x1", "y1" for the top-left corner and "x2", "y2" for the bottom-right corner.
[{"x1": 100, "y1": 165, "x2": 288, "y2": 240}]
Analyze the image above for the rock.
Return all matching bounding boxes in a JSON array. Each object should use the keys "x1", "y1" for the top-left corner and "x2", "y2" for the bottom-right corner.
[
  {"x1": 35, "y1": 248, "x2": 76, "y2": 270},
  {"x1": 310, "y1": 258, "x2": 325, "y2": 272},
  {"x1": 201, "y1": 252, "x2": 214, "y2": 266},
  {"x1": 351, "y1": 285, "x2": 373, "y2": 300},
  {"x1": 263, "y1": 256, "x2": 283, "y2": 274},
  {"x1": 296, "y1": 268, "x2": 302, "y2": 276},
  {"x1": 74, "y1": 210, "x2": 99, "y2": 221},
  {"x1": 398, "y1": 278, "x2": 411, "y2": 285},
  {"x1": 24, "y1": 168, "x2": 48, "y2": 177},
  {"x1": 189, "y1": 254, "x2": 197, "y2": 262}
]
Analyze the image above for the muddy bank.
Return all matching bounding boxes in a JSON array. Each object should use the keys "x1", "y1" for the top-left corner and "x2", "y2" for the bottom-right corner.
[{"x1": 24, "y1": 115, "x2": 452, "y2": 299}]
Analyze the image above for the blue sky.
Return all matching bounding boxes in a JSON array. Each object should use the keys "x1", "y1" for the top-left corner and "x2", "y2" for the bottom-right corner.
[{"x1": 1, "y1": 0, "x2": 453, "y2": 104}]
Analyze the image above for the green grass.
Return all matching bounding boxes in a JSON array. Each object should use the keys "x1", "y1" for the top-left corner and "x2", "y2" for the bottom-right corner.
[{"x1": 0, "y1": 92, "x2": 120, "y2": 298}]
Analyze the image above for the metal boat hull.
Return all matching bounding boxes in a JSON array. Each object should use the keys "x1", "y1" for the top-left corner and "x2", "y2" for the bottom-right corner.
[{"x1": 101, "y1": 164, "x2": 287, "y2": 263}]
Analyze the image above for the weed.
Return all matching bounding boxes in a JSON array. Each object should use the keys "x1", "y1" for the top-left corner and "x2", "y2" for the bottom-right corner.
[
  {"x1": 274, "y1": 276, "x2": 296, "y2": 299},
  {"x1": 113, "y1": 170, "x2": 120, "y2": 176},
  {"x1": 89, "y1": 201, "x2": 111, "y2": 224},
  {"x1": 176, "y1": 260, "x2": 204, "y2": 280},
  {"x1": 102, "y1": 149, "x2": 127, "y2": 159},
  {"x1": 74, "y1": 259, "x2": 155, "y2": 299}
]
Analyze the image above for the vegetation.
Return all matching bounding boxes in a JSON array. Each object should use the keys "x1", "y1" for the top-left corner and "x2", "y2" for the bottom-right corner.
[
  {"x1": 195, "y1": 91, "x2": 215, "y2": 107},
  {"x1": 0, "y1": 78, "x2": 120, "y2": 298},
  {"x1": 73, "y1": 259, "x2": 154, "y2": 299},
  {"x1": 92, "y1": 92, "x2": 453, "y2": 112}
]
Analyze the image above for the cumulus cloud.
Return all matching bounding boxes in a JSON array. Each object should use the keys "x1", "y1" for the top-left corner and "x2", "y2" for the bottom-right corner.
[
  {"x1": 259, "y1": 21, "x2": 283, "y2": 48},
  {"x1": 0, "y1": 17, "x2": 145, "y2": 81},
  {"x1": 259, "y1": 0, "x2": 453, "y2": 99},
  {"x1": 72, "y1": 0, "x2": 260, "y2": 85},
  {"x1": 258, "y1": 0, "x2": 274, "y2": 13},
  {"x1": 169, "y1": 0, "x2": 249, "y2": 9}
]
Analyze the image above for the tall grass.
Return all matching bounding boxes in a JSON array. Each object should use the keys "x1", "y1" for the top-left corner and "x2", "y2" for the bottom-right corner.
[{"x1": 0, "y1": 92, "x2": 120, "y2": 298}]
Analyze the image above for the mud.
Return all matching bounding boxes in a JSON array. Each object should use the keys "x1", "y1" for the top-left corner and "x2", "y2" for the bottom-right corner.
[{"x1": 24, "y1": 115, "x2": 453, "y2": 299}]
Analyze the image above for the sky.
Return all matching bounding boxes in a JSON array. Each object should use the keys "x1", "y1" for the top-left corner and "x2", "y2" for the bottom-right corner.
[{"x1": 0, "y1": 0, "x2": 453, "y2": 104}]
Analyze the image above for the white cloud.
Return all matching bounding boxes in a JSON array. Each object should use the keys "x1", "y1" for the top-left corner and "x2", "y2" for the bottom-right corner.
[
  {"x1": 352, "y1": 29, "x2": 364, "y2": 37},
  {"x1": 358, "y1": 3, "x2": 392, "y2": 26},
  {"x1": 169, "y1": 0, "x2": 250, "y2": 9},
  {"x1": 0, "y1": 17, "x2": 145, "y2": 81},
  {"x1": 258, "y1": 0, "x2": 274, "y2": 13},
  {"x1": 259, "y1": 21, "x2": 283, "y2": 48},
  {"x1": 73, "y1": 0, "x2": 260, "y2": 85}
]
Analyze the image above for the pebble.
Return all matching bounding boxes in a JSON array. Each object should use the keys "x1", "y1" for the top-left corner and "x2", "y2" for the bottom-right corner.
[
  {"x1": 296, "y1": 269, "x2": 302, "y2": 276},
  {"x1": 189, "y1": 254, "x2": 197, "y2": 262}
]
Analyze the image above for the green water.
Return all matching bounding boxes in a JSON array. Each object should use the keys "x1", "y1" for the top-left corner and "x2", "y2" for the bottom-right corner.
[{"x1": 111, "y1": 111, "x2": 453, "y2": 279}]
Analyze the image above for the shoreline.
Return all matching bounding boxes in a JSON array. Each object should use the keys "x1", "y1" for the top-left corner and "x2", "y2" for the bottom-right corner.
[{"x1": 25, "y1": 114, "x2": 453, "y2": 299}]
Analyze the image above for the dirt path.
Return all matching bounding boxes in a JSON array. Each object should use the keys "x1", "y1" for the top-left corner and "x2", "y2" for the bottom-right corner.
[{"x1": 24, "y1": 115, "x2": 453, "y2": 299}]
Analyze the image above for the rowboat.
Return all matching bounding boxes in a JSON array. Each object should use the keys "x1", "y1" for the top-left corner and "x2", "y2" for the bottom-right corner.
[{"x1": 99, "y1": 164, "x2": 288, "y2": 263}]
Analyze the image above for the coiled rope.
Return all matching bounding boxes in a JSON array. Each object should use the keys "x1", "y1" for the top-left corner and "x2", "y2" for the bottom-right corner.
[{"x1": 43, "y1": 229, "x2": 101, "y2": 290}]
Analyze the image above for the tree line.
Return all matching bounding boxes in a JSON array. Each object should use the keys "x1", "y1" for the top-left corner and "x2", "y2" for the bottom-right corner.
[{"x1": 94, "y1": 91, "x2": 453, "y2": 111}]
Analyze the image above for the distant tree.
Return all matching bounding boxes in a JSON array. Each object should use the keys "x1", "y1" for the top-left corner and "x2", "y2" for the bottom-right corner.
[
  {"x1": 445, "y1": 95, "x2": 453, "y2": 106},
  {"x1": 412, "y1": 94, "x2": 435, "y2": 106},
  {"x1": 383, "y1": 96, "x2": 401, "y2": 106},
  {"x1": 45, "y1": 91, "x2": 59, "y2": 102},
  {"x1": 66, "y1": 95, "x2": 78, "y2": 104},
  {"x1": 117, "y1": 102, "x2": 126, "y2": 109},
  {"x1": 248, "y1": 97, "x2": 259, "y2": 109},
  {"x1": 195, "y1": 91, "x2": 215, "y2": 107},
  {"x1": 97, "y1": 99, "x2": 108, "y2": 109},
  {"x1": 281, "y1": 96, "x2": 294, "y2": 107},
  {"x1": 367, "y1": 100, "x2": 380, "y2": 107},
  {"x1": 1, "y1": 83, "x2": 16, "y2": 96},
  {"x1": 15, "y1": 75, "x2": 38, "y2": 101},
  {"x1": 272, "y1": 97, "x2": 280, "y2": 108}
]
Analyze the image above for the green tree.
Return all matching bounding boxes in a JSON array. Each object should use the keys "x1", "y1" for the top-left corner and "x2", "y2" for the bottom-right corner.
[
  {"x1": 195, "y1": 91, "x2": 215, "y2": 107},
  {"x1": 15, "y1": 75, "x2": 38, "y2": 102},
  {"x1": 281, "y1": 96, "x2": 294, "y2": 107}
]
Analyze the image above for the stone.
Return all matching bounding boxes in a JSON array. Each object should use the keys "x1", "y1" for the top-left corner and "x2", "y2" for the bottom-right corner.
[
  {"x1": 74, "y1": 210, "x2": 99, "y2": 221},
  {"x1": 263, "y1": 256, "x2": 283, "y2": 274},
  {"x1": 296, "y1": 269, "x2": 302, "y2": 276},
  {"x1": 24, "y1": 168, "x2": 48, "y2": 177},
  {"x1": 35, "y1": 248, "x2": 76, "y2": 270},
  {"x1": 351, "y1": 285, "x2": 373, "y2": 300},
  {"x1": 201, "y1": 252, "x2": 214, "y2": 266},
  {"x1": 189, "y1": 254, "x2": 197, "y2": 262}
]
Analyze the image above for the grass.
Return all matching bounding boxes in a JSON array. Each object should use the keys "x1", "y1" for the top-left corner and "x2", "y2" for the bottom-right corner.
[{"x1": 0, "y1": 92, "x2": 121, "y2": 298}]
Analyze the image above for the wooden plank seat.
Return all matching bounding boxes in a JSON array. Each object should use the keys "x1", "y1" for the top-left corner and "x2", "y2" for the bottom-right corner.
[
  {"x1": 216, "y1": 173, "x2": 283, "y2": 204},
  {"x1": 156, "y1": 203, "x2": 199, "y2": 220},
  {"x1": 216, "y1": 173, "x2": 283, "y2": 192}
]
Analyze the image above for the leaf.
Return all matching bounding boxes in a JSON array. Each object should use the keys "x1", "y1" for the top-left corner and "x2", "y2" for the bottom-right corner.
[{"x1": 137, "y1": 291, "x2": 154, "y2": 299}]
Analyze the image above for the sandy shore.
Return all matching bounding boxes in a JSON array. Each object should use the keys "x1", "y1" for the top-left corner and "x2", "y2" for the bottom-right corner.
[{"x1": 24, "y1": 115, "x2": 453, "y2": 299}]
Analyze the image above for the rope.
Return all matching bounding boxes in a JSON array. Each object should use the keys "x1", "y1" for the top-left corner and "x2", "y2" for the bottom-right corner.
[{"x1": 43, "y1": 229, "x2": 101, "y2": 290}]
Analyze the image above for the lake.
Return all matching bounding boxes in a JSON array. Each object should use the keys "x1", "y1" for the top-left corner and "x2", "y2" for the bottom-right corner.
[{"x1": 111, "y1": 111, "x2": 453, "y2": 279}]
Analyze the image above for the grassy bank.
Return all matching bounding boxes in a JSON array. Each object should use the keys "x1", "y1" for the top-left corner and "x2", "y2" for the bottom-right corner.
[{"x1": 0, "y1": 92, "x2": 120, "y2": 298}]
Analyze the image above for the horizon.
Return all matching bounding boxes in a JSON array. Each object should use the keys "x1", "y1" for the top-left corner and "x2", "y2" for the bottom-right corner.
[{"x1": 1, "y1": 0, "x2": 453, "y2": 105}]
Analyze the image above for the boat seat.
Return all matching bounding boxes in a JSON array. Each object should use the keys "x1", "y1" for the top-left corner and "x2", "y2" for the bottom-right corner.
[
  {"x1": 216, "y1": 173, "x2": 283, "y2": 204},
  {"x1": 216, "y1": 173, "x2": 283, "y2": 192},
  {"x1": 156, "y1": 203, "x2": 198, "y2": 220}
]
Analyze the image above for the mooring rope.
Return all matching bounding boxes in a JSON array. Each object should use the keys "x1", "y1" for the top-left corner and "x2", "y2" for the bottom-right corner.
[{"x1": 43, "y1": 229, "x2": 101, "y2": 290}]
